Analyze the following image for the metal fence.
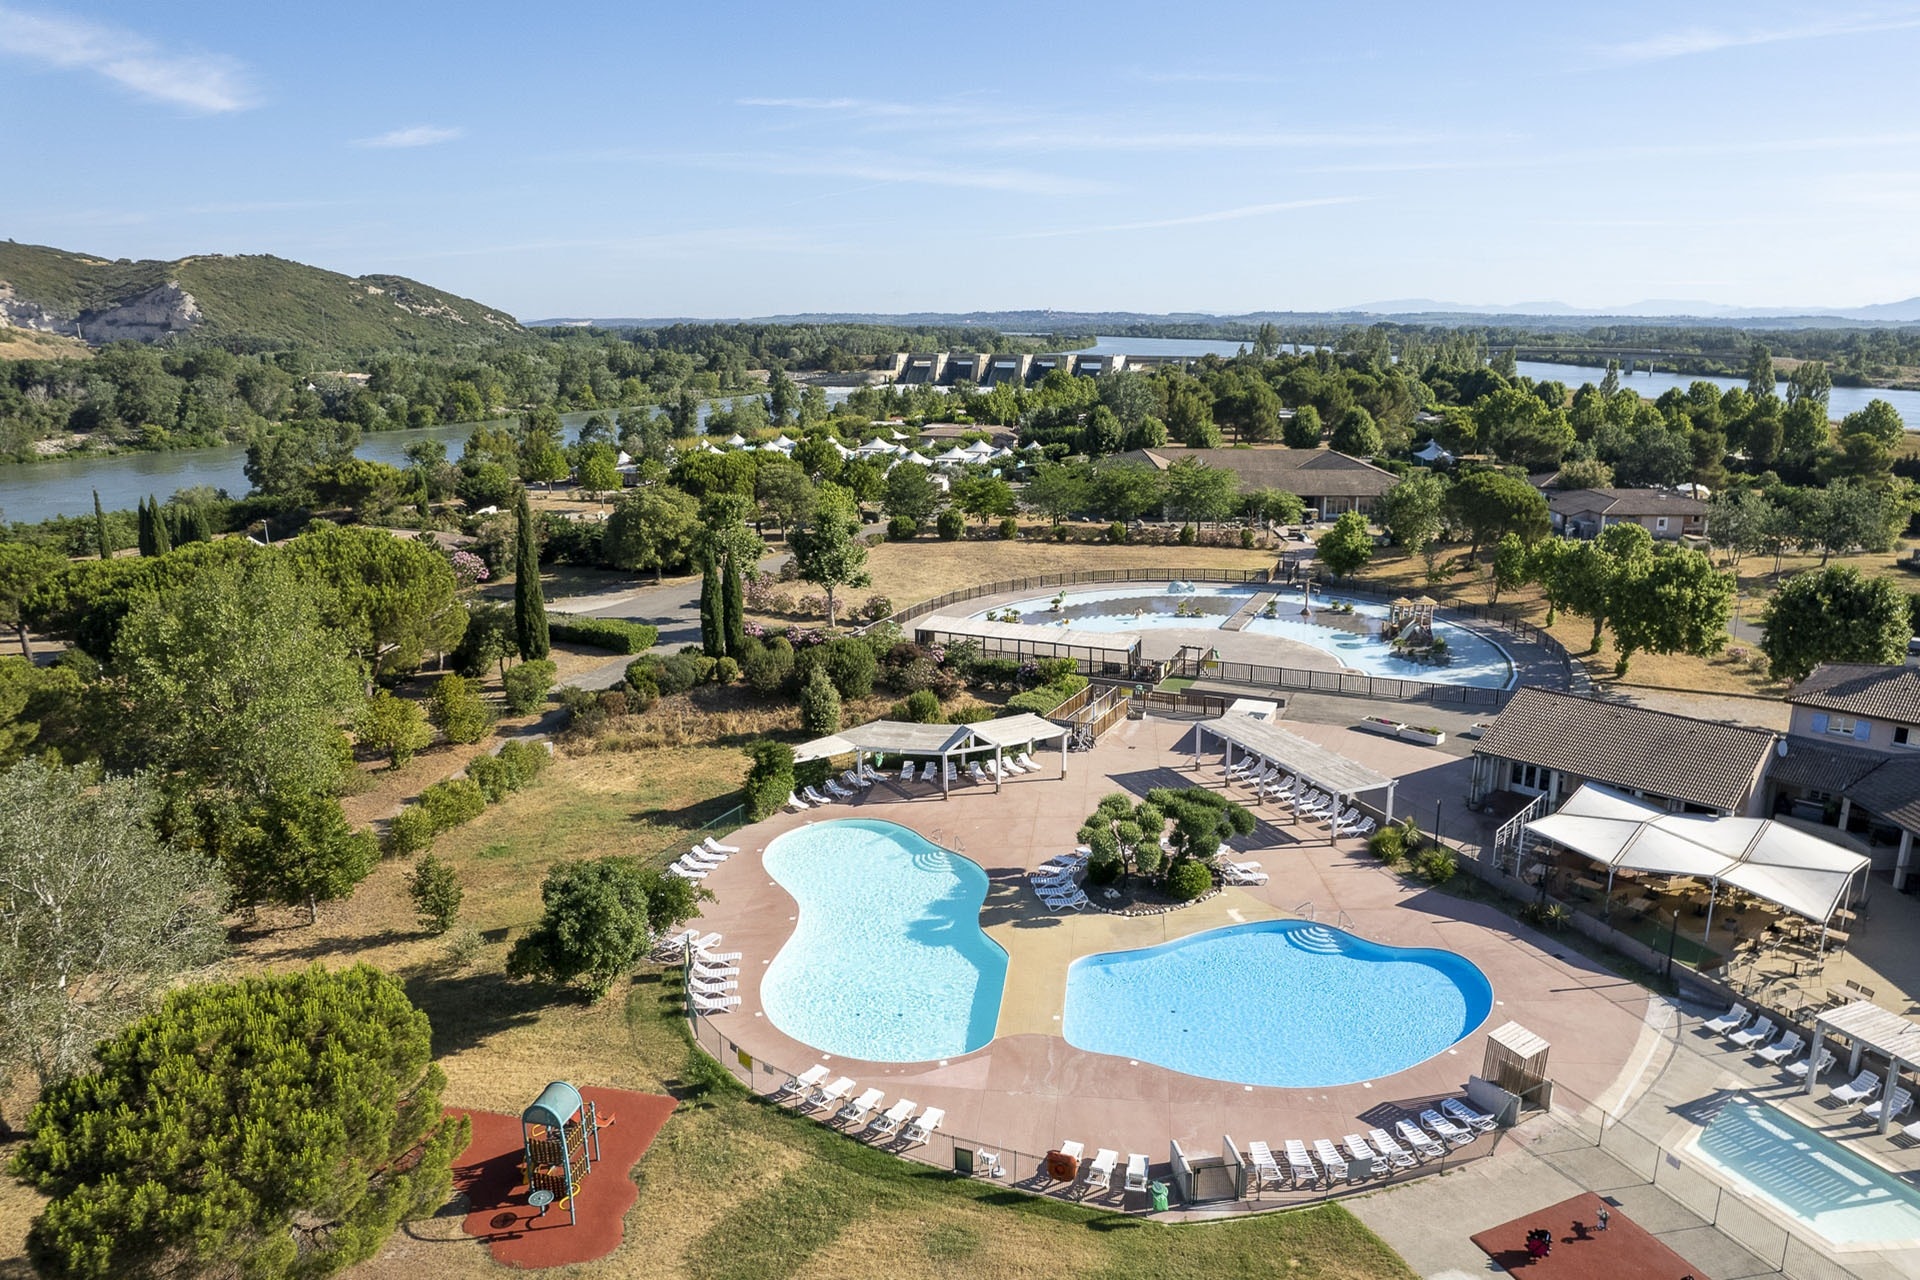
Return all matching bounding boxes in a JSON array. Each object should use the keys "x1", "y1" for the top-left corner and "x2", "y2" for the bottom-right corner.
[
  {"x1": 871, "y1": 567, "x2": 1274, "y2": 632},
  {"x1": 1520, "y1": 1082, "x2": 1877, "y2": 1280},
  {"x1": 686, "y1": 993, "x2": 1505, "y2": 1215}
]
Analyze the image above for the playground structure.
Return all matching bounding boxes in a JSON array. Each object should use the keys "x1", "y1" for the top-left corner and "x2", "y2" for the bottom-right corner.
[{"x1": 522, "y1": 1081, "x2": 605, "y2": 1226}]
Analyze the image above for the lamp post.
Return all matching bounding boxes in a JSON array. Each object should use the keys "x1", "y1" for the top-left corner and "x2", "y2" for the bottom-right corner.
[
  {"x1": 1434, "y1": 800, "x2": 1443, "y2": 847},
  {"x1": 1664, "y1": 909, "x2": 1681, "y2": 981}
]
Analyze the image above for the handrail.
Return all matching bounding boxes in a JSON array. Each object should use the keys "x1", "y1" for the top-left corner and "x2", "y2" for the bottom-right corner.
[
  {"x1": 1336, "y1": 910, "x2": 1356, "y2": 932},
  {"x1": 1295, "y1": 900, "x2": 1316, "y2": 922}
]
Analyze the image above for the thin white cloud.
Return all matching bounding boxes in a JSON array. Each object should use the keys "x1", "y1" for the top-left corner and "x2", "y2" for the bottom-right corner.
[
  {"x1": 1006, "y1": 196, "x2": 1364, "y2": 239},
  {"x1": 0, "y1": 4, "x2": 254, "y2": 111},
  {"x1": 1596, "y1": 11, "x2": 1920, "y2": 63},
  {"x1": 1130, "y1": 69, "x2": 1276, "y2": 84},
  {"x1": 354, "y1": 124, "x2": 464, "y2": 149},
  {"x1": 683, "y1": 150, "x2": 1107, "y2": 197}
]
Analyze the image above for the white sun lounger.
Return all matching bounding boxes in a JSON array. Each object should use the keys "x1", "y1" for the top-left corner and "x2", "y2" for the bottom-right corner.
[
  {"x1": 1225, "y1": 757, "x2": 1257, "y2": 779},
  {"x1": 1395, "y1": 1119, "x2": 1444, "y2": 1160},
  {"x1": 1786, "y1": 1046, "x2": 1835, "y2": 1080},
  {"x1": 1442, "y1": 1097, "x2": 1497, "y2": 1133},
  {"x1": 1832, "y1": 1071, "x2": 1883, "y2": 1105},
  {"x1": 806, "y1": 1076, "x2": 855, "y2": 1111},
  {"x1": 668, "y1": 861, "x2": 711, "y2": 880},
  {"x1": 902, "y1": 1106, "x2": 943, "y2": 1145},
  {"x1": 841, "y1": 769, "x2": 870, "y2": 790},
  {"x1": 1863, "y1": 1089, "x2": 1914, "y2": 1124},
  {"x1": 899, "y1": 761, "x2": 916, "y2": 782},
  {"x1": 867, "y1": 1098, "x2": 916, "y2": 1138},
  {"x1": 786, "y1": 791, "x2": 810, "y2": 812},
  {"x1": 700, "y1": 835, "x2": 741, "y2": 854},
  {"x1": 1702, "y1": 1002, "x2": 1748, "y2": 1034},
  {"x1": 1016, "y1": 752, "x2": 1038, "y2": 772},
  {"x1": 1755, "y1": 1031, "x2": 1805, "y2": 1064},
  {"x1": 690, "y1": 991, "x2": 740, "y2": 1013},
  {"x1": 1421, "y1": 1109, "x2": 1475, "y2": 1146},
  {"x1": 1344, "y1": 1133, "x2": 1388, "y2": 1178},
  {"x1": 689, "y1": 932, "x2": 723, "y2": 953},
  {"x1": 836, "y1": 1087, "x2": 884, "y2": 1125},
  {"x1": 803, "y1": 785, "x2": 833, "y2": 806},
  {"x1": 1042, "y1": 889, "x2": 1090, "y2": 912},
  {"x1": 1222, "y1": 864, "x2": 1268, "y2": 885},
  {"x1": 1243, "y1": 1141, "x2": 1284, "y2": 1192},
  {"x1": 1083, "y1": 1148, "x2": 1118, "y2": 1193},
  {"x1": 697, "y1": 948, "x2": 741, "y2": 964},
  {"x1": 824, "y1": 778, "x2": 854, "y2": 799},
  {"x1": 1125, "y1": 1152, "x2": 1149, "y2": 1191},
  {"x1": 966, "y1": 761, "x2": 987, "y2": 783},
  {"x1": 682, "y1": 846, "x2": 727, "y2": 865},
  {"x1": 692, "y1": 956, "x2": 739, "y2": 976},
  {"x1": 1313, "y1": 1138, "x2": 1350, "y2": 1181},
  {"x1": 650, "y1": 927, "x2": 699, "y2": 959},
  {"x1": 1728, "y1": 1016, "x2": 1777, "y2": 1049},
  {"x1": 1369, "y1": 1128, "x2": 1417, "y2": 1169},
  {"x1": 778, "y1": 1064, "x2": 829, "y2": 1097},
  {"x1": 1283, "y1": 1139, "x2": 1320, "y2": 1186},
  {"x1": 687, "y1": 978, "x2": 736, "y2": 999}
]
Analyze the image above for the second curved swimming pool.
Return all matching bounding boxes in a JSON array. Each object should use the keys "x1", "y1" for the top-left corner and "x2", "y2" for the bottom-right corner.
[
  {"x1": 760, "y1": 819, "x2": 1007, "y2": 1063},
  {"x1": 1062, "y1": 919, "x2": 1493, "y2": 1087}
]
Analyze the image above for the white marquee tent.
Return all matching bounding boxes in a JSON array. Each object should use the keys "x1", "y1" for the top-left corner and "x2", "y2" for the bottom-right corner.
[{"x1": 1525, "y1": 783, "x2": 1869, "y2": 940}]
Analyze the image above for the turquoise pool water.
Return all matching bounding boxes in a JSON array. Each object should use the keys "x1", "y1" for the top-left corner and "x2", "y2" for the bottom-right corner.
[
  {"x1": 971, "y1": 584, "x2": 1514, "y2": 688},
  {"x1": 760, "y1": 819, "x2": 1007, "y2": 1062},
  {"x1": 1692, "y1": 1098, "x2": 1920, "y2": 1247},
  {"x1": 1062, "y1": 919, "x2": 1493, "y2": 1087}
]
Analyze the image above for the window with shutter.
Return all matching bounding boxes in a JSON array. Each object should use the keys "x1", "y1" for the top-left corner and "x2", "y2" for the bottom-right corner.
[{"x1": 1810, "y1": 713, "x2": 1829, "y2": 733}]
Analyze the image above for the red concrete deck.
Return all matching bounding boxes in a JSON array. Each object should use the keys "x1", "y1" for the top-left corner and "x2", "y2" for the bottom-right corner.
[
  {"x1": 1472, "y1": 1194, "x2": 1712, "y2": 1279},
  {"x1": 451, "y1": 1088, "x2": 676, "y2": 1269},
  {"x1": 690, "y1": 715, "x2": 1649, "y2": 1187}
]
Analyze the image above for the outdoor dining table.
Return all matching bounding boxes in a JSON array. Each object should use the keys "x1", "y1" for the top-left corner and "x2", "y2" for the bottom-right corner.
[{"x1": 1573, "y1": 875, "x2": 1605, "y2": 894}]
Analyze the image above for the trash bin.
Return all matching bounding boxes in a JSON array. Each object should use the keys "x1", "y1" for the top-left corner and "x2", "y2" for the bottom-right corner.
[{"x1": 1149, "y1": 1180, "x2": 1169, "y2": 1212}]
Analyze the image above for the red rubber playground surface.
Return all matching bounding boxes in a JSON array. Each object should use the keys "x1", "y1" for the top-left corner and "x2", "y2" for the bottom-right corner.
[
  {"x1": 1471, "y1": 1195, "x2": 1713, "y2": 1280},
  {"x1": 450, "y1": 1087, "x2": 677, "y2": 1269}
]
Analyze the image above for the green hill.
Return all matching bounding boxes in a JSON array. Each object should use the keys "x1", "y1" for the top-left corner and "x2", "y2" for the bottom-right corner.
[{"x1": 0, "y1": 240, "x2": 522, "y2": 351}]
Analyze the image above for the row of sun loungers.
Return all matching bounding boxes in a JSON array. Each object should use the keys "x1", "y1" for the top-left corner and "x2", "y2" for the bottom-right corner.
[
  {"x1": 775, "y1": 1065, "x2": 944, "y2": 1145},
  {"x1": 1042, "y1": 1140, "x2": 1151, "y2": 1196},
  {"x1": 666, "y1": 834, "x2": 742, "y2": 881},
  {"x1": 650, "y1": 928, "x2": 745, "y2": 1013},
  {"x1": 1222, "y1": 760, "x2": 1375, "y2": 839},
  {"x1": 1246, "y1": 1101, "x2": 1493, "y2": 1194},
  {"x1": 785, "y1": 766, "x2": 884, "y2": 811},
  {"x1": 1704, "y1": 1003, "x2": 1912, "y2": 1126},
  {"x1": 1029, "y1": 851, "x2": 1090, "y2": 911}
]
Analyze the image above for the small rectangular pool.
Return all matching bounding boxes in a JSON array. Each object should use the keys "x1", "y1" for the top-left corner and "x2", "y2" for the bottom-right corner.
[{"x1": 1689, "y1": 1098, "x2": 1920, "y2": 1249}]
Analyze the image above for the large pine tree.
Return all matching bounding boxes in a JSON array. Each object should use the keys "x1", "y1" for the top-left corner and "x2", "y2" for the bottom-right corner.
[{"x1": 512, "y1": 489, "x2": 549, "y2": 660}]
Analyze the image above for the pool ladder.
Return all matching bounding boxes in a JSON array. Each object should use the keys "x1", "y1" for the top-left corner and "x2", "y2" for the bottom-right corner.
[{"x1": 1292, "y1": 901, "x2": 1356, "y2": 932}]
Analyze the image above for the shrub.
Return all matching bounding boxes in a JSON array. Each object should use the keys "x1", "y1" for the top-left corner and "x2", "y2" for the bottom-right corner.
[
  {"x1": 1240, "y1": 527, "x2": 1256, "y2": 549},
  {"x1": 998, "y1": 516, "x2": 1019, "y2": 540},
  {"x1": 743, "y1": 739, "x2": 795, "y2": 820},
  {"x1": 711, "y1": 655, "x2": 740, "y2": 684},
  {"x1": 429, "y1": 674, "x2": 493, "y2": 745},
  {"x1": 502, "y1": 658, "x2": 557, "y2": 714},
  {"x1": 496, "y1": 738, "x2": 550, "y2": 785},
  {"x1": 898, "y1": 689, "x2": 941, "y2": 722},
  {"x1": 821, "y1": 636, "x2": 878, "y2": 699},
  {"x1": 886, "y1": 515, "x2": 919, "y2": 541},
  {"x1": 1179, "y1": 523, "x2": 1197, "y2": 546},
  {"x1": 936, "y1": 509, "x2": 965, "y2": 541},
  {"x1": 943, "y1": 704, "x2": 998, "y2": 724},
  {"x1": 1167, "y1": 860, "x2": 1214, "y2": 901},
  {"x1": 741, "y1": 636, "x2": 795, "y2": 695},
  {"x1": 1086, "y1": 851, "x2": 1123, "y2": 885},
  {"x1": 798, "y1": 666, "x2": 842, "y2": 735},
  {"x1": 1521, "y1": 901, "x2": 1571, "y2": 931},
  {"x1": 861, "y1": 595, "x2": 894, "y2": 622},
  {"x1": 559, "y1": 685, "x2": 607, "y2": 736},
  {"x1": 465, "y1": 753, "x2": 513, "y2": 803},
  {"x1": 1006, "y1": 672, "x2": 1088, "y2": 716},
  {"x1": 1367, "y1": 826, "x2": 1407, "y2": 866},
  {"x1": 384, "y1": 805, "x2": 438, "y2": 858},
  {"x1": 548, "y1": 616, "x2": 658, "y2": 654},
  {"x1": 1107, "y1": 521, "x2": 1126, "y2": 544},
  {"x1": 1412, "y1": 846, "x2": 1457, "y2": 884},
  {"x1": 1053, "y1": 525, "x2": 1071, "y2": 542},
  {"x1": 969, "y1": 656, "x2": 1020, "y2": 688},
  {"x1": 407, "y1": 853, "x2": 463, "y2": 935},
  {"x1": 420, "y1": 778, "x2": 487, "y2": 830}
]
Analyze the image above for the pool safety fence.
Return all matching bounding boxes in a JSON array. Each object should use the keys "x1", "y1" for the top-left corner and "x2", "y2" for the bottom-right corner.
[
  {"x1": 1519, "y1": 1080, "x2": 1852, "y2": 1280},
  {"x1": 699, "y1": 803, "x2": 746, "y2": 835},
  {"x1": 869, "y1": 567, "x2": 1274, "y2": 635},
  {"x1": 684, "y1": 1000, "x2": 1509, "y2": 1217}
]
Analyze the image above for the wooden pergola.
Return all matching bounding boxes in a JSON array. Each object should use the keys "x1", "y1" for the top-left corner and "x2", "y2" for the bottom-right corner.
[{"x1": 793, "y1": 714, "x2": 1071, "y2": 799}]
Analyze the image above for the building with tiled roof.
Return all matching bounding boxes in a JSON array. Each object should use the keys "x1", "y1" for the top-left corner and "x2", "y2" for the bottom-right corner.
[
  {"x1": 1549, "y1": 487, "x2": 1709, "y2": 540},
  {"x1": 1112, "y1": 447, "x2": 1398, "y2": 517},
  {"x1": 1467, "y1": 685, "x2": 1776, "y2": 816},
  {"x1": 1770, "y1": 663, "x2": 1920, "y2": 889}
]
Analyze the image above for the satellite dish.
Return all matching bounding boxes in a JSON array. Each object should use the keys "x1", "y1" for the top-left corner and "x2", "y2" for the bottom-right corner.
[{"x1": 1776, "y1": 740, "x2": 1789, "y2": 758}]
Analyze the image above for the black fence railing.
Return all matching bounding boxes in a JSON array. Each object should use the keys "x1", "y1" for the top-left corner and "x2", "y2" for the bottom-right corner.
[{"x1": 870, "y1": 567, "x2": 1273, "y2": 631}]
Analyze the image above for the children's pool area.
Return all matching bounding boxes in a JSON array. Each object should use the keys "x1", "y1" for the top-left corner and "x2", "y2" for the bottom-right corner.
[
  {"x1": 1062, "y1": 919, "x2": 1494, "y2": 1087},
  {"x1": 1689, "y1": 1097, "x2": 1920, "y2": 1249},
  {"x1": 968, "y1": 584, "x2": 1515, "y2": 688},
  {"x1": 760, "y1": 819, "x2": 1007, "y2": 1062}
]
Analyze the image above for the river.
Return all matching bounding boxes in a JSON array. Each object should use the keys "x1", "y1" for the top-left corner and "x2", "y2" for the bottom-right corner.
[
  {"x1": 0, "y1": 392, "x2": 854, "y2": 524},
  {"x1": 1513, "y1": 360, "x2": 1918, "y2": 431}
]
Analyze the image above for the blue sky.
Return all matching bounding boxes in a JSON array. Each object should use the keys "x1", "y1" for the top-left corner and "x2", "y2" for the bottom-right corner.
[{"x1": 4, "y1": 1, "x2": 1920, "y2": 319}]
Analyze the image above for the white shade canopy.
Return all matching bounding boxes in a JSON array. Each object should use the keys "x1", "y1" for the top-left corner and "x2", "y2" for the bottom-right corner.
[{"x1": 1526, "y1": 784, "x2": 1869, "y2": 923}]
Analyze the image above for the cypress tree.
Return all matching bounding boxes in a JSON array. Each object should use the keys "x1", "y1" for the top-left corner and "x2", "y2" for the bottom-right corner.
[
  {"x1": 136, "y1": 498, "x2": 154, "y2": 557},
  {"x1": 699, "y1": 556, "x2": 724, "y2": 657},
  {"x1": 721, "y1": 553, "x2": 745, "y2": 657},
  {"x1": 188, "y1": 505, "x2": 214, "y2": 543},
  {"x1": 512, "y1": 489, "x2": 549, "y2": 660},
  {"x1": 151, "y1": 498, "x2": 172, "y2": 556},
  {"x1": 94, "y1": 490, "x2": 111, "y2": 560}
]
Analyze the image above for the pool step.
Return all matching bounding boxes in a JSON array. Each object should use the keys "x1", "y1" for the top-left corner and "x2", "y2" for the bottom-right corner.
[
  {"x1": 1288, "y1": 924, "x2": 1348, "y2": 955},
  {"x1": 1221, "y1": 592, "x2": 1278, "y2": 631}
]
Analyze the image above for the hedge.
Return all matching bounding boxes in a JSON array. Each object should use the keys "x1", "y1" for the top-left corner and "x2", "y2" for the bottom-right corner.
[
  {"x1": 550, "y1": 616, "x2": 659, "y2": 654},
  {"x1": 1006, "y1": 673, "x2": 1088, "y2": 716}
]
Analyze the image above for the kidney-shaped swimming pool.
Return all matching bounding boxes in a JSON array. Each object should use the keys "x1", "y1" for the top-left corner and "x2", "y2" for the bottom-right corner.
[
  {"x1": 1063, "y1": 919, "x2": 1493, "y2": 1088},
  {"x1": 761, "y1": 819, "x2": 1008, "y2": 1062}
]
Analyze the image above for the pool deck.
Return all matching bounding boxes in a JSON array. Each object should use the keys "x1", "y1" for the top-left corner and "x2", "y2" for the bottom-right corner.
[{"x1": 690, "y1": 714, "x2": 1652, "y2": 1197}]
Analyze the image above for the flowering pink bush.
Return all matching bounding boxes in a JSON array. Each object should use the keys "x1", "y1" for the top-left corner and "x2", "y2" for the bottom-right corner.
[{"x1": 448, "y1": 549, "x2": 490, "y2": 588}]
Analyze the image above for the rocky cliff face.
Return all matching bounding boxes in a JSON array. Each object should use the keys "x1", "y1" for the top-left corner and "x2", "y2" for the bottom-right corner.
[{"x1": 0, "y1": 280, "x2": 202, "y2": 342}]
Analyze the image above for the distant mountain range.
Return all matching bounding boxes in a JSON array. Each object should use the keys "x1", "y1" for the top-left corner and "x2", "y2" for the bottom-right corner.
[
  {"x1": 0, "y1": 240, "x2": 521, "y2": 350},
  {"x1": 533, "y1": 299, "x2": 1920, "y2": 330}
]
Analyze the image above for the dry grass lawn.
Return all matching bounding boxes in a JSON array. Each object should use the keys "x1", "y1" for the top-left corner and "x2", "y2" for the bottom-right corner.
[{"x1": 861, "y1": 537, "x2": 1276, "y2": 612}]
